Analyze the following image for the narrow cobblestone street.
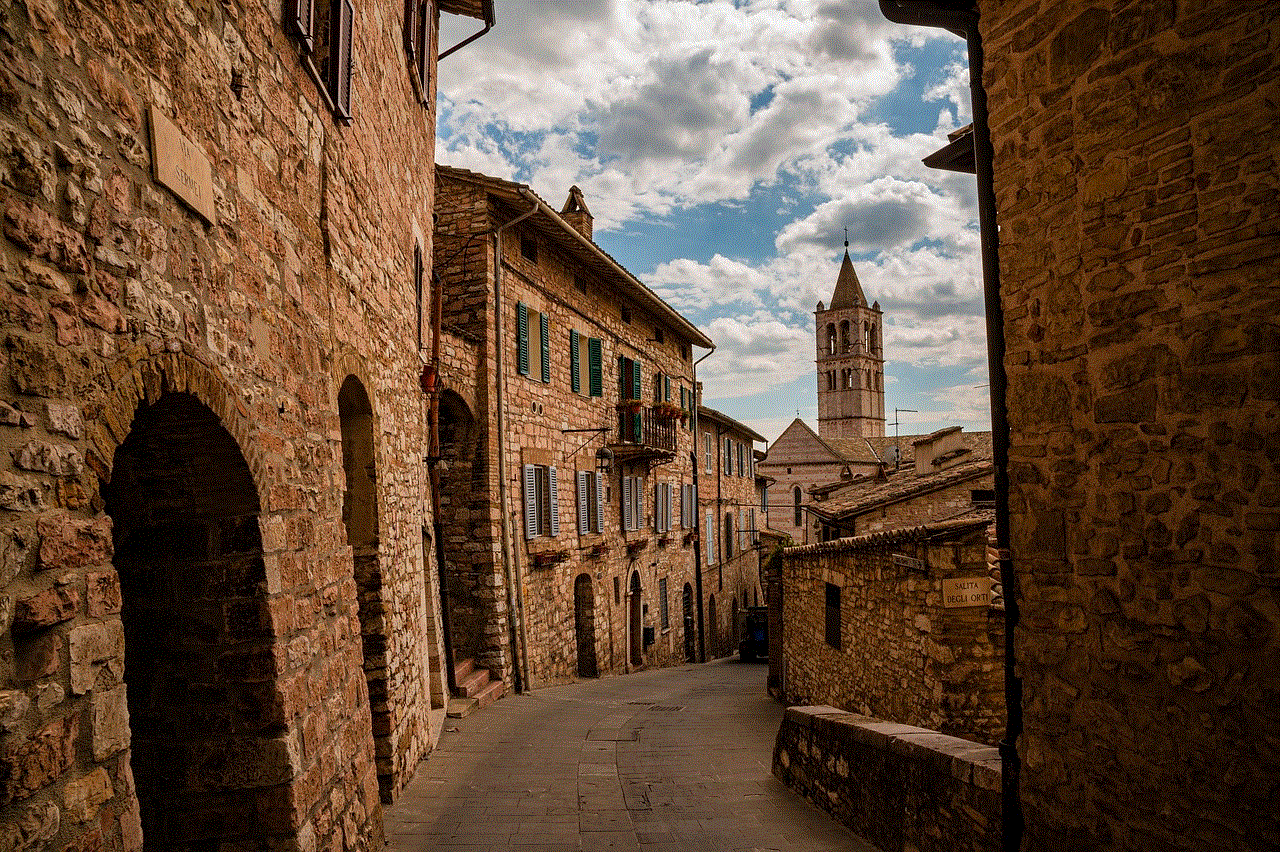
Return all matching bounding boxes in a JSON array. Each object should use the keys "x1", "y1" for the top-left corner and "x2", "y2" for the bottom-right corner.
[{"x1": 385, "y1": 659, "x2": 875, "y2": 851}]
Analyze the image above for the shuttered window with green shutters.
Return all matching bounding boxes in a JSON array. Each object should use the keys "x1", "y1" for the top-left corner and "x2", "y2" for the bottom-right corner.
[
  {"x1": 517, "y1": 302, "x2": 529, "y2": 376},
  {"x1": 587, "y1": 337, "x2": 603, "y2": 397},
  {"x1": 570, "y1": 330, "x2": 581, "y2": 394},
  {"x1": 539, "y1": 313, "x2": 550, "y2": 382}
]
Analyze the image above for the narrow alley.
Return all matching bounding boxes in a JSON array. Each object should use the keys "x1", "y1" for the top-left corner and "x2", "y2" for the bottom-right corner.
[{"x1": 384, "y1": 660, "x2": 874, "y2": 852}]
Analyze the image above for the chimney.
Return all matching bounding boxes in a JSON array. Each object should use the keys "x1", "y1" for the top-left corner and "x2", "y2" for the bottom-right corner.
[{"x1": 560, "y1": 185, "x2": 593, "y2": 240}]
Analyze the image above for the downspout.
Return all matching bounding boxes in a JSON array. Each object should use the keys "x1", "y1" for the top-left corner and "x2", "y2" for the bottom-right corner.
[
  {"x1": 691, "y1": 346, "x2": 715, "y2": 662},
  {"x1": 438, "y1": 0, "x2": 495, "y2": 61},
  {"x1": 493, "y1": 195, "x2": 539, "y2": 692},
  {"x1": 878, "y1": 4, "x2": 1021, "y2": 850}
]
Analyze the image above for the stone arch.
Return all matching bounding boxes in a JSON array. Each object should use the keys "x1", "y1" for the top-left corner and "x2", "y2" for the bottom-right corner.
[
  {"x1": 104, "y1": 390, "x2": 288, "y2": 852},
  {"x1": 338, "y1": 374, "x2": 392, "y2": 799},
  {"x1": 629, "y1": 570, "x2": 643, "y2": 666},
  {"x1": 574, "y1": 573, "x2": 598, "y2": 678}
]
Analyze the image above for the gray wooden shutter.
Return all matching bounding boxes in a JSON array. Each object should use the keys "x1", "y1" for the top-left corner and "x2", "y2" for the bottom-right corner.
[
  {"x1": 570, "y1": 330, "x2": 580, "y2": 393},
  {"x1": 540, "y1": 313, "x2": 550, "y2": 383},
  {"x1": 588, "y1": 337, "x2": 603, "y2": 396},
  {"x1": 548, "y1": 466, "x2": 560, "y2": 537},
  {"x1": 577, "y1": 471, "x2": 589, "y2": 535},
  {"x1": 666, "y1": 483, "x2": 673, "y2": 533},
  {"x1": 593, "y1": 472, "x2": 604, "y2": 532},
  {"x1": 288, "y1": 0, "x2": 316, "y2": 52},
  {"x1": 622, "y1": 476, "x2": 633, "y2": 531},
  {"x1": 517, "y1": 302, "x2": 529, "y2": 376},
  {"x1": 637, "y1": 477, "x2": 644, "y2": 529},
  {"x1": 523, "y1": 464, "x2": 537, "y2": 539},
  {"x1": 329, "y1": 0, "x2": 354, "y2": 121}
]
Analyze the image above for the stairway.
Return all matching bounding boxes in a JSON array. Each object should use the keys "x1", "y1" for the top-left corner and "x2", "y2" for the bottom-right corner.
[{"x1": 446, "y1": 658, "x2": 506, "y2": 718}]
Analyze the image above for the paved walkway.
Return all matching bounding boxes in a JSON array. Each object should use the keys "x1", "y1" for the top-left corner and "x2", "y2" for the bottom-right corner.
[{"x1": 384, "y1": 658, "x2": 876, "y2": 852}]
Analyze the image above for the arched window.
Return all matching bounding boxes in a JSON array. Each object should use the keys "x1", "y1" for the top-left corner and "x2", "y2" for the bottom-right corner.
[
  {"x1": 869, "y1": 323, "x2": 878, "y2": 354},
  {"x1": 723, "y1": 512, "x2": 734, "y2": 559},
  {"x1": 864, "y1": 320, "x2": 872, "y2": 351},
  {"x1": 826, "y1": 323, "x2": 836, "y2": 355},
  {"x1": 793, "y1": 486, "x2": 802, "y2": 527},
  {"x1": 839, "y1": 320, "x2": 850, "y2": 352}
]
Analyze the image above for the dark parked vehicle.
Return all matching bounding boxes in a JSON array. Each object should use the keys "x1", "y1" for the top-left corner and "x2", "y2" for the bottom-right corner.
[{"x1": 739, "y1": 606, "x2": 768, "y2": 662}]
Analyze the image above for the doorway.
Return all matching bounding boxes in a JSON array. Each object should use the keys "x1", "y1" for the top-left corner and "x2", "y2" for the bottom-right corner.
[
  {"x1": 574, "y1": 573, "x2": 598, "y2": 678},
  {"x1": 682, "y1": 583, "x2": 695, "y2": 662},
  {"x1": 629, "y1": 571, "x2": 643, "y2": 666}
]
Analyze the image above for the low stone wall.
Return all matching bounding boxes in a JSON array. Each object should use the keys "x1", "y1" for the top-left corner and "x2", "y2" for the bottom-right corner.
[{"x1": 773, "y1": 706, "x2": 1001, "y2": 852}]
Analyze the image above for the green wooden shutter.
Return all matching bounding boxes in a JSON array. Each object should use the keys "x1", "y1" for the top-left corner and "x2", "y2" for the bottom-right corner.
[
  {"x1": 570, "y1": 330, "x2": 581, "y2": 393},
  {"x1": 588, "y1": 338, "x2": 603, "y2": 397},
  {"x1": 540, "y1": 313, "x2": 550, "y2": 383},
  {"x1": 517, "y1": 302, "x2": 529, "y2": 376}
]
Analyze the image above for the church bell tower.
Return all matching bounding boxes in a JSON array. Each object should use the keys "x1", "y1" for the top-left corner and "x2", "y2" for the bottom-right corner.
[{"x1": 815, "y1": 241, "x2": 885, "y2": 439}]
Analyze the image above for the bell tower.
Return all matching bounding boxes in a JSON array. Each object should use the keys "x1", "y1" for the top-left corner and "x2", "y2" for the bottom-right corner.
[{"x1": 815, "y1": 240, "x2": 885, "y2": 439}]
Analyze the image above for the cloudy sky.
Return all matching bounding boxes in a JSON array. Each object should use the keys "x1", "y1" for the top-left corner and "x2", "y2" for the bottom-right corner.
[{"x1": 437, "y1": 0, "x2": 990, "y2": 445}]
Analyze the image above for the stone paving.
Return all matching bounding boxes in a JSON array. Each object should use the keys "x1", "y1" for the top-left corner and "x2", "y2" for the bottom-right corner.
[{"x1": 385, "y1": 658, "x2": 877, "y2": 851}]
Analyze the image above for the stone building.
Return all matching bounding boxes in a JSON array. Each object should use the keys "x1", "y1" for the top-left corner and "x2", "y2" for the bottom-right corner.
[
  {"x1": 0, "y1": 0, "x2": 492, "y2": 850},
  {"x1": 432, "y1": 166, "x2": 715, "y2": 690},
  {"x1": 877, "y1": 2, "x2": 1280, "y2": 850},
  {"x1": 696, "y1": 404, "x2": 765, "y2": 657},
  {"x1": 778, "y1": 516, "x2": 1004, "y2": 745},
  {"x1": 810, "y1": 426, "x2": 994, "y2": 540},
  {"x1": 815, "y1": 244, "x2": 884, "y2": 440}
]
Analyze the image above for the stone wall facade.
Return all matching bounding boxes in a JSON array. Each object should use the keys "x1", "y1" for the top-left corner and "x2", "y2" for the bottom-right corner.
[
  {"x1": 0, "y1": 0, "x2": 473, "y2": 849},
  {"x1": 780, "y1": 519, "x2": 1003, "y2": 744},
  {"x1": 773, "y1": 705, "x2": 1000, "y2": 852},
  {"x1": 978, "y1": 1, "x2": 1280, "y2": 849},
  {"x1": 434, "y1": 166, "x2": 714, "y2": 688}
]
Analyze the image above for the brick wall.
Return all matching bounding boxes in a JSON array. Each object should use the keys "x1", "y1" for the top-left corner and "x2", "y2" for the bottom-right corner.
[
  {"x1": 979, "y1": 1, "x2": 1280, "y2": 848},
  {"x1": 780, "y1": 520, "x2": 1003, "y2": 744},
  {"x1": 0, "y1": 0, "x2": 460, "y2": 848}
]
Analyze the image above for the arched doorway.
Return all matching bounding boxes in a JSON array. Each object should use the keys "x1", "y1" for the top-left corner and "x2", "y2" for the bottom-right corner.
[
  {"x1": 574, "y1": 574, "x2": 598, "y2": 678},
  {"x1": 338, "y1": 375, "x2": 390, "y2": 800},
  {"x1": 629, "y1": 571, "x2": 643, "y2": 666},
  {"x1": 682, "y1": 583, "x2": 695, "y2": 662},
  {"x1": 709, "y1": 594, "x2": 718, "y2": 657},
  {"x1": 106, "y1": 392, "x2": 286, "y2": 851}
]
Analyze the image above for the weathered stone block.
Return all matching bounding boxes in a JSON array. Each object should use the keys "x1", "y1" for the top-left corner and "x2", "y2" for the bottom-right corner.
[
  {"x1": 84, "y1": 570, "x2": 121, "y2": 617},
  {"x1": 15, "y1": 632, "x2": 62, "y2": 681},
  {"x1": 44, "y1": 400, "x2": 83, "y2": 438},
  {"x1": 68, "y1": 621, "x2": 124, "y2": 694},
  {"x1": 91, "y1": 685, "x2": 129, "y2": 761},
  {"x1": 38, "y1": 512, "x2": 112, "y2": 572},
  {"x1": 0, "y1": 712, "x2": 78, "y2": 804},
  {"x1": 0, "y1": 799, "x2": 60, "y2": 852},
  {"x1": 12, "y1": 584, "x2": 80, "y2": 633},
  {"x1": 62, "y1": 767, "x2": 112, "y2": 823}
]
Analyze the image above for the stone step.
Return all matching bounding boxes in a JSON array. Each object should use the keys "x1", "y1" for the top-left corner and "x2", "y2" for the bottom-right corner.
[
  {"x1": 453, "y1": 657, "x2": 476, "y2": 685},
  {"x1": 446, "y1": 697, "x2": 478, "y2": 719},
  {"x1": 457, "y1": 666, "x2": 491, "y2": 698},
  {"x1": 473, "y1": 678, "x2": 506, "y2": 710}
]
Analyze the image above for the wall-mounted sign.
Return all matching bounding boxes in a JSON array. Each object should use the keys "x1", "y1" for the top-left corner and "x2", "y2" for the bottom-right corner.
[
  {"x1": 942, "y1": 577, "x2": 993, "y2": 608},
  {"x1": 149, "y1": 106, "x2": 215, "y2": 224},
  {"x1": 892, "y1": 553, "x2": 925, "y2": 572}
]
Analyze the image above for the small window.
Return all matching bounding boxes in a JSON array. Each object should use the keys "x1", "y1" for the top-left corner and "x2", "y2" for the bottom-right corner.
[
  {"x1": 793, "y1": 486, "x2": 802, "y2": 527},
  {"x1": 723, "y1": 513, "x2": 733, "y2": 560},
  {"x1": 614, "y1": 576, "x2": 620, "y2": 605},
  {"x1": 516, "y1": 303, "x2": 550, "y2": 383},
  {"x1": 286, "y1": 0, "x2": 354, "y2": 121},
  {"x1": 621, "y1": 474, "x2": 645, "y2": 531},
  {"x1": 654, "y1": 327, "x2": 665, "y2": 344},
  {"x1": 403, "y1": 0, "x2": 431, "y2": 105},
  {"x1": 620, "y1": 304, "x2": 631, "y2": 324},
  {"x1": 523, "y1": 464, "x2": 559, "y2": 539},
  {"x1": 577, "y1": 470, "x2": 604, "y2": 534},
  {"x1": 703, "y1": 433, "x2": 712, "y2": 473},
  {"x1": 659, "y1": 577, "x2": 669, "y2": 629},
  {"x1": 575, "y1": 274, "x2": 588, "y2": 294},
  {"x1": 520, "y1": 236, "x2": 538, "y2": 263},
  {"x1": 825, "y1": 583, "x2": 841, "y2": 649}
]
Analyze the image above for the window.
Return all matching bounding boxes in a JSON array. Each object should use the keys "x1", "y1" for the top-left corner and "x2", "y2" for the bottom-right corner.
[
  {"x1": 793, "y1": 486, "x2": 802, "y2": 527},
  {"x1": 723, "y1": 436, "x2": 731, "y2": 474},
  {"x1": 520, "y1": 236, "x2": 538, "y2": 263},
  {"x1": 737, "y1": 441, "x2": 744, "y2": 477},
  {"x1": 655, "y1": 327, "x2": 665, "y2": 344},
  {"x1": 825, "y1": 582, "x2": 841, "y2": 649},
  {"x1": 620, "y1": 304, "x2": 631, "y2": 324},
  {"x1": 749, "y1": 508, "x2": 756, "y2": 547},
  {"x1": 522, "y1": 464, "x2": 559, "y2": 539},
  {"x1": 654, "y1": 481, "x2": 672, "y2": 533},
  {"x1": 761, "y1": 484, "x2": 767, "y2": 512},
  {"x1": 680, "y1": 483, "x2": 695, "y2": 528},
  {"x1": 575, "y1": 274, "x2": 588, "y2": 294},
  {"x1": 826, "y1": 323, "x2": 836, "y2": 355},
  {"x1": 286, "y1": 0, "x2": 354, "y2": 121},
  {"x1": 749, "y1": 448, "x2": 755, "y2": 479},
  {"x1": 577, "y1": 470, "x2": 604, "y2": 534},
  {"x1": 413, "y1": 243, "x2": 424, "y2": 349},
  {"x1": 571, "y1": 331, "x2": 601, "y2": 396},
  {"x1": 723, "y1": 513, "x2": 734, "y2": 560},
  {"x1": 403, "y1": 0, "x2": 431, "y2": 105},
  {"x1": 704, "y1": 510, "x2": 716, "y2": 565},
  {"x1": 619, "y1": 356, "x2": 642, "y2": 401},
  {"x1": 516, "y1": 303, "x2": 550, "y2": 383},
  {"x1": 614, "y1": 576, "x2": 620, "y2": 605},
  {"x1": 703, "y1": 432, "x2": 712, "y2": 473},
  {"x1": 659, "y1": 577, "x2": 669, "y2": 629},
  {"x1": 621, "y1": 474, "x2": 645, "y2": 531}
]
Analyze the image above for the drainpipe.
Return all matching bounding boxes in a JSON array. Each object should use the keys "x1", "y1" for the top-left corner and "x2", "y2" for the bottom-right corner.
[
  {"x1": 878, "y1": 4, "x2": 1021, "y2": 850},
  {"x1": 492, "y1": 195, "x2": 539, "y2": 692},
  {"x1": 438, "y1": 0, "x2": 495, "y2": 61},
  {"x1": 691, "y1": 346, "x2": 715, "y2": 662}
]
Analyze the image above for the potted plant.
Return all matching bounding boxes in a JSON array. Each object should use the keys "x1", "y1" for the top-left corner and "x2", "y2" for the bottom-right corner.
[{"x1": 618, "y1": 398, "x2": 644, "y2": 414}]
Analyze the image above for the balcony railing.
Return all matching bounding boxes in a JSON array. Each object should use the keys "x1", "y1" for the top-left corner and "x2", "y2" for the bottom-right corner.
[{"x1": 613, "y1": 404, "x2": 679, "y2": 459}]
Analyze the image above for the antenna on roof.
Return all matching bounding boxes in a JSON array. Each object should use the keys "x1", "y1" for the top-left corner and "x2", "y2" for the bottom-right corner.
[
  {"x1": 843, "y1": 226, "x2": 848, "y2": 249},
  {"x1": 890, "y1": 408, "x2": 917, "y2": 472}
]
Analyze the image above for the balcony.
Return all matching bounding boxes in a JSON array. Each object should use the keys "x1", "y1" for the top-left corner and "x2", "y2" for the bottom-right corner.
[{"x1": 610, "y1": 404, "x2": 680, "y2": 465}]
